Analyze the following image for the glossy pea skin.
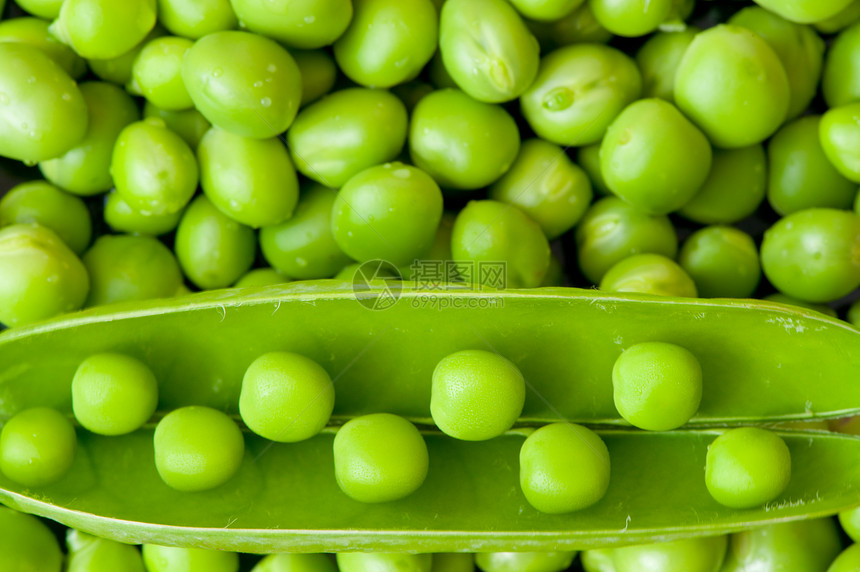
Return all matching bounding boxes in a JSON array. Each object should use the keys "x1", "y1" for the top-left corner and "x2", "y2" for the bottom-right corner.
[
  {"x1": 600, "y1": 98, "x2": 712, "y2": 215},
  {"x1": 678, "y1": 145, "x2": 767, "y2": 224},
  {"x1": 260, "y1": 185, "x2": 352, "y2": 279},
  {"x1": 520, "y1": 44, "x2": 641, "y2": 147},
  {"x1": 575, "y1": 196, "x2": 679, "y2": 284},
  {"x1": 531, "y1": 3, "x2": 612, "y2": 49},
  {"x1": 439, "y1": 0, "x2": 539, "y2": 103},
  {"x1": 829, "y1": 545, "x2": 860, "y2": 572},
  {"x1": 0, "y1": 507, "x2": 62, "y2": 572},
  {"x1": 730, "y1": 6, "x2": 825, "y2": 120},
  {"x1": 635, "y1": 28, "x2": 698, "y2": 103},
  {"x1": 157, "y1": 0, "x2": 238, "y2": 39},
  {"x1": 0, "y1": 224, "x2": 89, "y2": 328},
  {"x1": 129, "y1": 36, "x2": 195, "y2": 111},
  {"x1": 66, "y1": 529, "x2": 145, "y2": 572},
  {"x1": 334, "y1": 0, "x2": 437, "y2": 88},
  {"x1": 72, "y1": 353, "x2": 159, "y2": 436},
  {"x1": 825, "y1": 22, "x2": 860, "y2": 109},
  {"x1": 333, "y1": 413, "x2": 429, "y2": 503},
  {"x1": 50, "y1": 0, "x2": 157, "y2": 59},
  {"x1": 705, "y1": 427, "x2": 791, "y2": 509},
  {"x1": 0, "y1": 17, "x2": 87, "y2": 78},
  {"x1": 674, "y1": 25, "x2": 790, "y2": 148},
  {"x1": 182, "y1": 31, "x2": 303, "y2": 139},
  {"x1": 720, "y1": 518, "x2": 842, "y2": 571},
  {"x1": 0, "y1": 180, "x2": 92, "y2": 255},
  {"x1": 288, "y1": 88, "x2": 408, "y2": 188},
  {"x1": 577, "y1": 143, "x2": 610, "y2": 195},
  {"x1": 252, "y1": 554, "x2": 337, "y2": 572},
  {"x1": 410, "y1": 89, "x2": 520, "y2": 190},
  {"x1": 15, "y1": 0, "x2": 64, "y2": 19},
  {"x1": 581, "y1": 536, "x2": 727, "y2": 572},
  {"x1": 519, "y1": 423, "x2": 610, "y2": 514},
  {"x1": 451, "y1": 200, "x2": 550, "y2": 288},
  {"x1": 679, "y1": 226, "x2": 761, "y2": 299},
  {"x1": 0, "y1": 43, "x2": 88, "y2": 163},
  {"x1": 143, "y1": 101, "x2": 211, "y2": 150},
  {"x1": 229, "y1": 0, "x2": 353, "y2": 49},
  {"x1": 489, "y1": 139, "x2": 593, "y2": 239},
  {"x1": 153, "y1": 406, "x2": 245, "y2": 492},
  {"x1": 142, "y1": 545, "x2": 239, "y2": 572},
  {"x1": 0, "y1": 407, "x2": 76, "y2": 487},
  {"x1": 240, "y1": 352, "x2": 334, "y2": 443},
  {"x1": 174, "y1": 195, "x2": 257, "y2": 290},
  {"x1": 841, "y1": 506, "x2": 860, "y2": 541},
  {"x1": 474, "y1": 552, "x2": 576, "y2": 572},
  {"x1": 820, "y1": 103, "x2": 860, "y2": 182},
  {"x1": 104, "y1": 191, "x2": 184, "y2": 236},
  {"x1": 816, "y1": 0, "x2": 860, "y2": 33},
  {"x1": 589, "y1": 0, "x2": 673, "y2": 38},
  {"x1": 233, "y1": 268, "x2": 290, "y2": 287},
  {"x1": 431, "y1": 350, "x2": 525, "y2": 441},
  {"x1": 511, "y1": 0, "x2": 584, "y2": 21},
  {"x1": 600, "y1": 253, "x2": 698, "y2": 298},
  {"x1": 751, "y1": 0, "x2": 855, "y2": 24},
  {"x1": 293, "y1": 50, "x2": 338, "y2": 106},
  {"x1": 336, "y1": 553, "x2": 432, "y2": 572},
  {"x1": 760, "y1": 208, "x2": 860, "y2": 303},
  {"x1": 768, "y1": 116, "x2": 856, "y2": 215},
  {"x1": 40, "y1": 82, "x2": 140, "y2": 196},
  {"x1": 111, "y1": 119, "x2": 199, "y2": 216},
  {"x1": 87, "y1": 26, "x2": 165, "y2": 86}
]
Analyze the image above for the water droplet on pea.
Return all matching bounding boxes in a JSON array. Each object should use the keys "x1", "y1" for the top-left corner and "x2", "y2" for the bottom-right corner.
[
  {"x1": 260, "y1": 97, "x2": 272, "y2": 107},
  {"x1": 267, "y1": 64, "x2": 277, "y2": 73},
  {"x1": 542, "y1": 87, "x2": 574, "y2": 111},
  {"x1": 392, "y1": 168, "x2": 411, "y2": 179},
  {"x1": 254, "y1": 81, "x2": 263, "y2": 88}
]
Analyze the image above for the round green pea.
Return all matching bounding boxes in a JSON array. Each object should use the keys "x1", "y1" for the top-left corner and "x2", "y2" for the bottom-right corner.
[
  {"x1": 336, "y1": 553, "x2": 432, "y2": 572},
  {"x1": 129, "y1": 36, "x2": 194, "y2": 111},
  {"x1": 751, "y1": 0, "x2": 855, "y2": 24},
  {"x1": 0, "y1": 180, "x2": 91, "y2": 255},
  {"x1": 233, "y1": 268, "x2": 290, "y2": 288},
  {"x1": 252, "y1": 554, "x2": 337, "y2": 572},
  {"x1": 143, "y1": 101, "x2": 211, "y2": 150},
  {"x1": 635, "y1": 28, "x2": 698, "y2": 103},
  {"x1": 705, "y1": 427, "x2": 791, "y2": 509},
  {"x1": 288, "y1": 88, "x2": 408, "y2": 188},
  {"x1": 142, "y1": 545, "x2": 239, "y2": 572},
  {"x1": 720, "y1": 518, "x2": 842, "y2": 572},
  {"x1": 679, "y1": 226, "x2": 761, "y2": 299},
  {"x1": 764, "y1": 293, "x2": 838, "y2": 317},
  {"x1": 72, "y1": 353, "x2": 159, "y2": 436},
  {"x1": 335, "y1": 0, "x2": 437, "y2": 88},
  {"x1": 174, "y1": 195, "x2": 257, "y2": 290},
  {"x1": 157, "y1": 0, "x2": 238, "y2": 39},
  {"x1": 475, "y1": 552, "x2": 576, "y2": 572},
  {"x1": 0, "y1": 224, "x2": 89, "y2": 327},
  {"x1": 612, "y1": 342, "x2": 702, "y2": 431},
  {"x1": 825, "y1": 22, "x2": 860, "y2": 108},
  {"x1": 674, "y1": 25, "x2": 790, "y2": 148},
  {"x1": 519, "y1": 422, "x2": 610, "y2": 514},
  {"x1": 153, "y1": 405, "x2": 245, "y2": 492},
  {"x1": 230, "y1": 0, "x2": 353, "y2": 49},
  {"x1": 87, "y1": 26, "x2": 165, "y2": 86},
  {"x1": 577, "y1": 143, "x2": 610, "y2": 195},
  {"x1": 66, "y1": 529, "x2": 145, "y2": 572},
  {"x1": 520, "y1": 44, "x2": 642, "y2": 147},
  {"x1": 489, "y1": 138, "x2": 593, "y2": 239},
  {"x1": 431, "y1": 349, "x2": 525, "y2": 441},
  {"x1": 816, "y1": 1, "x2": 860, "y2": 34},
  {"x1": 0, "y1": 43, "x2": 88, "y2": 164},
  {"x1": 829, "y1": 545, "x2": 860, "y2": 572},
  {"x1": 15, "y1": 0, "x2": 64, "y2": 19},
  {"x1": 533, "y1": 3, "x2": 612, "y2": 48},
  {"x1": 0, "y1": 17, "x2": 87, "y2": 79},
  {"x1": 581, "y1": 536, "x2": 728, "y2": 572},
  {"x1": 50, "y1": 0, "x2": 157, "y2": 60},
  {"x1": 182, "y1": 30, "x2": 302, "y2": 139},
  {"x1": 292, "y1": 50, "x2": 338, "y2": 106},
  {"x1": 839, "y1": 506, "x2": 860, "y2": 541},
  {"x1": 410, "y1": 88, "x2": 520, "y2": 190},
  {"x1": 0, "y1": 507, "x2": 62, "y2": 572},
  {"x1": 820, "y1": 103, "x2": 860, "y2": 182},
  {"x1": 600, "y1": 254, "x2": 698, "y2": 298},
  {"x1": 240, "y1": 352, "x2": 334, "y2": 443},
  {"x1": 590, "y1": 0, "x2": 673, "y2": 37},
  {"x1": 104, "y1": 190, "x2": 184, "y2": 236},
  {"x1": 511, "y1": 0, "x2": 584, "y2": 21},
  {"x1": 0, "y1": 407, "x2": 76, "y2": 487},
  {"x1": 430, "y1": 554, "x2": 474, "y2": 572},
  {"x1": 333, "y1": 413, "x2": 429, "y2": 503}
]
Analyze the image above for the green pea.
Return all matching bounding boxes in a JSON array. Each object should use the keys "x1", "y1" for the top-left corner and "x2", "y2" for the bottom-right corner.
[
  {"x1": 0, "y1": 407, "x2": 76, "y2": 487},
  {"x1": 252, "y1": 554, "x2": 337, "y2": 572},
  {"x1": 337, "y1": 553, "x2": 432, "y2": 572},
  {"x1": 678, "y1": 145, "x2": 767, "y2": 224},
  {"x1": 331, "y1": 162, "x2": 443, "y2": 266},
  {"x1": 0, "y1": 224, "x2": 89, "y2": 327},
  {"x1": 674, "y1": 25, "x2": 790, "y2": 148},
  {"x1": 576, "y1": 143, "x2": 610, "y2": 195},
  {"x1": 143, "y1": 101, "x2": 211, "y2": 150},
  {"x1": 66, "y1": 529, "x2": 145, "y2": 572},
  {"x1": 410, "y1": 89, "x2": 520, "y2": 190},
  {"x1": 288, "y1": 88, "x2": 408, "y2": 188},
  {"x1": 431, "y1": 349, "x2": 525, "y2": 441},
  {"x1": 0, "y1": 180, "x2": 91, "y2": 254},
  {"x1": 849, "y1": 297, "x2": 860, "y2": 325},
  {"x1": 430, "y1": 554, "x2": 474, "y2": 572},
  {"x1": 520, "y1": 44, "x2": 642, "y2": 147},
  {"x1": 439, "y1": 0, "x2": 539, "y2": 103},
  {"x1": 260, "y1": 184, "x2": 353, "y2": 279},
  {"x1": 156, "y1": 0, "x2": 238, "y2": 39},
  {"x1": 760, "y1": 208, "x2": 860, "y2": 303},
  {"x1": 15, "y1": 0, "x2": 64, "y2": 19},
  {"x1": 764, "y1": 292, "x2": 838, "y2": 317},
  {"x1": 128, "y1": 36, "x2": 194, "y2": 111},
  {"x1": 50, "y1": 0, "x2": 157, "y2": 59},
  {"x1": 153, "y1": 405, "x2": 244, "y2": 492},
  {"x1": 575, "y1": 196, "x2": 679, "y2": 285},
  {"x1": 489, "y1": 139, "x2": 593, "y2": 239},
  {"x1": 0, "y1": 507, "x2": 62, "y2": 572},
  {"x1": 600, "y1": 253, "x2": 698, "y2": 298},
  {"x1": 590, "y1": 0, "x2": 673, "y2": 37},
  {"x1": 142, "y1": 545, "x2": 239, "y2": 572},
  {"x1": 820, "y1": 103, "x2": 860, "y2": 182},
  {"x1": 230, "y1": 0, "x2": 353, "y2": 49},
  {"x1": 720, "y1": 518, "x2": 842, "y2": 571},
  {"x1": 87, "y1": 25, "x2": 165, "y2": 86},
  {"x1": 0, "y1": 43, "x2": 88, "y2": 164},
  {"x1": 174, "y1": 195, "x2": 257, "y2": 290},
  {"x1": 829, "y1": 544, "x2": 860, "y2": 572},
  {"x1": 334, "y1": 0, "x2": 437, "y2": 88},
  {"x1": 679, "y1": 226, "x2": 761, "y2": 299},
  {"x1": 451, "y1": 200, "x2": 550, "y2": 288},
  {"x1": 292, "y1": 50, "x2": 338, "y2": 106},
  {"x1": 531, "y1": 3, "x2": 612, "y2": 49},
  {"x1": 72, "y1": 353, "x2": 158, "y2": 436},
  {"x1": 510, "y1": 0, "x2": 583, "y2": 21},
  {"x1": 333, "y1": 413, "x2": 429, "y2": 503},
  {"x1": 40, "y1": 81, "x2": 140, "y2": 196},
  {"x1": 816, "y1": 0, "x2": 860, "y2": 33},
  {"x1": 182, "y1": 30, "x2": 302, "y2": 139},
  {"x1": 827, "y1": 23, "x2": 860, "y2": 107},
  {"x1": 474, "y1": 552, "x2": 576, "y2": 572},
  {"x1": 581, "y1": 536, "x2": 727, "y2": 572},
  {"x1": 233, "y1": 268, "x2": 290, "y2": 288},
  {"x1": 240, "y1": 352, "x2": 334, "y2": 442},
  {"x1": 730, "y1": 6, "x2": 825, "y2": 120},
  {"x1": 750, "y1": 0, "x2": 855, "y2": 24},
  {"x1": 83, "y1": 234, "x2": 183, "y2": 307},
  {"x1": 540, "y1": 252, "x2": 565, "y2": 287},
  {"x1": 635, "y1": 28, "x2": 698, "y2": 103},
  {"x1": 705, "y1": 427, "x2": 791, "y2": 509},
  {"x1": 0, "y1": 17, "x2": 86, "y2": 78},
  {"x1": 104, "y1": 191, "x2": 184, "y2": 236},
  {"x1": 839, "y1": 506, "x2": 860, "y2": 541}
]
